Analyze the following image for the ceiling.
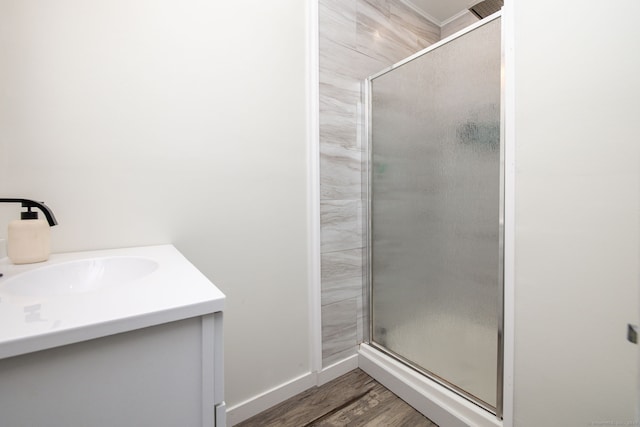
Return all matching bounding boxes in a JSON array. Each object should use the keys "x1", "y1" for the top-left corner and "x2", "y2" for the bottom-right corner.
[{"x1": 404, "y1": 0, "x2": 478, "y2": 25}]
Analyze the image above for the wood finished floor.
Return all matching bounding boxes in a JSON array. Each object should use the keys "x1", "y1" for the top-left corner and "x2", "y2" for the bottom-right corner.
[{"x1": 235, "y1": 369, "x2": 438, "y2": 427}]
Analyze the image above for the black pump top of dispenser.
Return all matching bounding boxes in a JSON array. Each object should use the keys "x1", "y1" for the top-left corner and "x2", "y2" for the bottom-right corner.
[{"x1": 21, "y1": 207, "x2": 39, "y2": 220}]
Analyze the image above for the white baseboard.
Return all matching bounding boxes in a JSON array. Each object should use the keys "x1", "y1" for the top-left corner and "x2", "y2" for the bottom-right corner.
[
  {"x1": 226, "y1": 355, "x2": 359, "y2": 426},
  {"x1": 226, "y1": 372, "x2": 316, "y2": 426},
  {"x1": 318, "y1": 354, "x2": 359, "y2": 386}
]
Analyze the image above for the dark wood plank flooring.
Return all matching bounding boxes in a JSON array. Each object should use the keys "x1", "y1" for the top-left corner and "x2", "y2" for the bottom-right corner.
[{"x1": 235, "y1": 369, "x2": 438, "y2": 427}]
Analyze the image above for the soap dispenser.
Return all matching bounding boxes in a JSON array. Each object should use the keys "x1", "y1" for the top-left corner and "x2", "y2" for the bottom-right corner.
[
  {"x1": 0, "y1": 198, "x2": 58, "y2": 265},
  {"x1": 8, "y1": 207, "x2": 51, "y2": 264}
]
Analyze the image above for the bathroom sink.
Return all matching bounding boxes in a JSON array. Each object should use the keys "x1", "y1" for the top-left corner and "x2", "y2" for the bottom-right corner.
[
  {"x1": 1, "y1": 256, "x2": 158, "y2": 297},
  {"x1": 0, "y1": 244, "x2": 224, "y2": 362},
  {"x1": 0, "y1": 245, "x2": 226, "y2": 426}
]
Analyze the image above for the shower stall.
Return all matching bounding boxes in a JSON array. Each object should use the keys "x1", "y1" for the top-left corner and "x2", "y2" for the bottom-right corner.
[{"x1": 362, "y1": 14, "x2": 504, "y2": 424}]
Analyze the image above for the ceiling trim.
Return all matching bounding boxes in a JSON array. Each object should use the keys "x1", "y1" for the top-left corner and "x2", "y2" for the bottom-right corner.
[
  {"x1": 440, "y1": 9, "x2": 474, "y2": 27},
  {"x1": 398, "y1": 0, "x2": 442, "y2": 26}
]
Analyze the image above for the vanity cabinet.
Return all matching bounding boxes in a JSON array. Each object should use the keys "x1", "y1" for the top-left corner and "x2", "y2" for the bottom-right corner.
[
  {"x1": 0, "y1": 245, "x2": 226, "y2": 427},
  {"x1": 0, "y1": 313, "x2": 224, "y2": 426}
]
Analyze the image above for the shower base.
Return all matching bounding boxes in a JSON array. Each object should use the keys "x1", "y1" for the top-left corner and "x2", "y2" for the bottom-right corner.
[{"x1": 358, "y1": 344, "x2": 501, "y2": 427}]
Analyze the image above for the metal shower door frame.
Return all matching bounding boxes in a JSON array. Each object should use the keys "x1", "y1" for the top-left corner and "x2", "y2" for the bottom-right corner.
[{"x1": 362, "y1": 11, "x2": 505, "y2": 418}]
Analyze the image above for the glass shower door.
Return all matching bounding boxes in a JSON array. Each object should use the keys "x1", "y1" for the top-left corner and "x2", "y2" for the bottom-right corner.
[{"x1": 369, "y1": 17, "x2": 502, "y2": 411}]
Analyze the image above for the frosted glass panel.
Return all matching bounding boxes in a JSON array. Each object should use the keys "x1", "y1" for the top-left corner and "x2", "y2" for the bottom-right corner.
[{"x1": 370, "y1": 18, "x2": 501, "y2": 408}]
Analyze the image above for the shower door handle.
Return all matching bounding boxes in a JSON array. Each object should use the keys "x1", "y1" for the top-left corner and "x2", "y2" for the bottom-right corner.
[{"x1": 627, "y1": 324, "x2": 638, "y2": 344}]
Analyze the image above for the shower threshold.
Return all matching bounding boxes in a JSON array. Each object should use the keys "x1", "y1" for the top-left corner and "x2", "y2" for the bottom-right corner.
[{"x1": 358, "y1": 344, "x2": 502, "y2": 427}]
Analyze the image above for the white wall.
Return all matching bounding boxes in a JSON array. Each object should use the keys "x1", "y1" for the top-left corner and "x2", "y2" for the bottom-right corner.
[
  {"x1": 0, "y1": 0, "x2": 310, "y2": 408},
  {"x1": 513, "y1": 0, "x2": 640, "y2": 425}
]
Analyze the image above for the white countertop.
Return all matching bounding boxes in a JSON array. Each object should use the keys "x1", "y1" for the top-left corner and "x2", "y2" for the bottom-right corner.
[{"x1": 0, "y1": 244, "x2": 225, "y2": 359}]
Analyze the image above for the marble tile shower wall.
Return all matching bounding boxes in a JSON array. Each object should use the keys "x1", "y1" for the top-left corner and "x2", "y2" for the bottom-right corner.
[{"x1": 319, "y1": 0, "x2": 440, "y2": 367}]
